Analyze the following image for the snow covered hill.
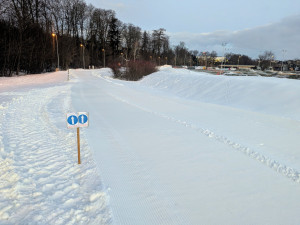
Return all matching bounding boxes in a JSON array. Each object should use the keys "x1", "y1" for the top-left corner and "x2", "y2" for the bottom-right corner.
[{"x1": 1, "y1": 68, "x2": 300, "y2": 224}]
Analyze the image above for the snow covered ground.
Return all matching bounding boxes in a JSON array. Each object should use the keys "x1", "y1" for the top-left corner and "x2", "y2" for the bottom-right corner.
[{"x1": 1, "y1": 67, "x2": 300, "y2": 224}]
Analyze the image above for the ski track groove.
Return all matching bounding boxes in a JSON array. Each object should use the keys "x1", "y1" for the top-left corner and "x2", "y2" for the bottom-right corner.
[
  {"x1": 77, "y1": 78, "x2": 192, "y2": 225},
  {"x1": 94, "y1": 115, "x2": 192, "y2": 225},
  {"x1": 109, "y1": 93, "x2": 300, "y2": 184},
  {"x1": 0, "y1": 84, "x2": 111, "y2": 224}
]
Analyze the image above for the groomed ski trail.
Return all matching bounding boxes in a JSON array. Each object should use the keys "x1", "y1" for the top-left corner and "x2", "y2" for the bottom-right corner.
[{"x1": 0, "y1": 80, "x2": 111, "y2": 224}]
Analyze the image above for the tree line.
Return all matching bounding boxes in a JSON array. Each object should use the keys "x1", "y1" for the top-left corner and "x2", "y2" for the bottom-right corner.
[{"x1": 0, "y1": 0, "x2": 200, "y2": 76}]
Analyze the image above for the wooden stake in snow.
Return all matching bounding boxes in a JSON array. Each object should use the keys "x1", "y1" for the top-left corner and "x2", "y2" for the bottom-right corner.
[
  {"x1": 67, "y1": 112, "x2": 89, "y2": 164},
  {"x1": 77, "y1": 127, "x2": 81, "y2": 164}
]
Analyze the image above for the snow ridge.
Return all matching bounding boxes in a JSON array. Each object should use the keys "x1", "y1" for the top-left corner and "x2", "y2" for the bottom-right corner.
[
  {"x1": 140, "y1": 69, "x2": 300, "y2": 121},
  {"x1": 109, "y1": 94, "x2": 300, "y2": 184}
]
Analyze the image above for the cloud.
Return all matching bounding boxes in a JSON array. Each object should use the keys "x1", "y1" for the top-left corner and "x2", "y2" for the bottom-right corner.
[
  {"x1": 91, "y1": 0, "x2": 126, "y2": 10},
  {"x1": 168, "y1": 14, "x2": 300, "y2": 59}
]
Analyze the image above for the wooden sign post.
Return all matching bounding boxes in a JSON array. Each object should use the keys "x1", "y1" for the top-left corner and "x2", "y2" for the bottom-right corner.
[{"x1": 77, "y1": 127, "x2": 81, "y2": 164}]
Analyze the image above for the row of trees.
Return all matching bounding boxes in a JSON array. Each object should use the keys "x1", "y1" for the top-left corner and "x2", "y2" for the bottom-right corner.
[
  {"x1": 224, "y1": 51, "x2": 298, "y2": 71},
  {"x1": 0, "y1": 0, "x2": 199, "y2": 76},
  {"x1": 197, "y1": 51, "x2": 294, "y2": 71}
]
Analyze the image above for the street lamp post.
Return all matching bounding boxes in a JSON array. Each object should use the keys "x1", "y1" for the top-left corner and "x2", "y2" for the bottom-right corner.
[
  {"x1": 238, "y1": 55, "x2": 241, "y2": 66},
  {"x1": 120, "y1": 53, "x2": 123, "y2": 66},
  {"x1": 203, "y1": 52, "x2": 207, "y2": 69},
  {"x1": 52, "y1": 33, "x2": 59, "y2": 70},
  {"x1": 270, "y1": 55, "x2": 274, "y2": 69},
  {"x1": 174, "y1": 55, "x2": 177, "y2": 67},
  {"x1": 102, "y1": 49, "x2": 105, "y2": 67},
  {"x1": 221, "y1": 42, "x2": 227, "y2": 70},
  {"x1": 281, "y1": 50, "x2": 287, "y2": 72},
  {"x1": 80, "y1": 44, "x2": 85, "y2": 69}
]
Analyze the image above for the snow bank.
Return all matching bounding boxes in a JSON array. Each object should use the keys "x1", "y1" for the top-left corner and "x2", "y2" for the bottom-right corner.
[
  {"x1": 140, "y1": 68, "x2": 300, "y2": 120},
  {"x1": 91, "y1": 68, "x2": 114, "y2": 78},
  {"x1": 158, "y1": 65, "x2": 172, "y2": 70},
  {"x1": 0, "y1": 71, "x2": 68, "y2": 92}
]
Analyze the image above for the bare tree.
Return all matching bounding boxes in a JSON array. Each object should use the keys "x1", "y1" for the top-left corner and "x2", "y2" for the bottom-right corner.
[
  {"x1": 151, "y1": 28, "x2": 167, "y2": 57},
  {"x1": 173, "y1": 42, "x2": 189, "y2": 66},
  {"x1": 122, "y1": 24, "x2": 141, "y2": 60},
  {"x1": 259, "y1": 50, "x2": 275, "y2": 70}
]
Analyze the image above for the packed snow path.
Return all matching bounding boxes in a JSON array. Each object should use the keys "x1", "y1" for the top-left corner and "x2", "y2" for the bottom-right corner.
[
  {"x1": 71, "y1": 69, "x2": 300, "y2": 225},
  {"x1": 0, "y1": 74, "x2": 111, "y2": 224}
]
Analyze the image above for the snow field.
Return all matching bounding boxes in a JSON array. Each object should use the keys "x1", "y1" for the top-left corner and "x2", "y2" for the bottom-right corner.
[{"x1": 0, "y1": 76, "x2": 111, "y2": 224}]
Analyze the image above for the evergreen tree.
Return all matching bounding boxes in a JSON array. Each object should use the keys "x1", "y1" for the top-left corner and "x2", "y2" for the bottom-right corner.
[{"x1": 108, "y1": 16, "x2": 121, "y2": 60}]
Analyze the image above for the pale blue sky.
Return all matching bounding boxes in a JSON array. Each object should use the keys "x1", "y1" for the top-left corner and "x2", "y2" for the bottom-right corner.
[{"x1": 87, "y1": 0, "x2": 300, "y2": 59}]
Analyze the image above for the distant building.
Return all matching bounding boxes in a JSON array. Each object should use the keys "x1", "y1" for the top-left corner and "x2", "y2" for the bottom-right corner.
[
  {"x1": 214, "y1": 57, "x2": 225, "y2": 62},
  {"x1": 197, "y1": 56, "x2": 225, "y2": 62}
]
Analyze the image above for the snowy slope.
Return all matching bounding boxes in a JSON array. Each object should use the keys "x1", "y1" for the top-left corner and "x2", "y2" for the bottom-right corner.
[{"x1": 1, "y1": 68, "x2": 300, "y2": 225}]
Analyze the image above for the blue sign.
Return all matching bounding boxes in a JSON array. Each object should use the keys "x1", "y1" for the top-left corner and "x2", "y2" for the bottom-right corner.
[{"x1": 78, "y1": 114, "x2": 88, "y2": 124}]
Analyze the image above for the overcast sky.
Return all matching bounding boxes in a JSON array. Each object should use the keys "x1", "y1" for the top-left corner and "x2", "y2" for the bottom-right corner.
[{"x1": 86, "y1": 0, "x2": 300, "y2": 59}]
